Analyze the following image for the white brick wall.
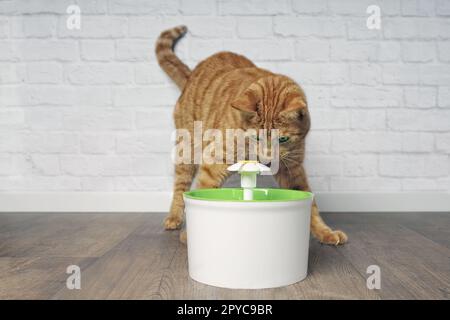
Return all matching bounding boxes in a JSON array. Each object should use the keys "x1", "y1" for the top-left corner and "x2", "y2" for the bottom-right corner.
[{"x1": 0, "y1": 0, "x2": 449, "y2": 193}]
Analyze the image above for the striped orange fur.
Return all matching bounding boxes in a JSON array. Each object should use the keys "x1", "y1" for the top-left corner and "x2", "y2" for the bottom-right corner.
[{"x1": 156, "y1": 26, "x2": 347, "y2": 245}]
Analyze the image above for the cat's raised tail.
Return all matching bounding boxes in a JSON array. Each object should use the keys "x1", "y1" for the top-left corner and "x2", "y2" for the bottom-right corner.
[{"x1": 155, "y1": 25, "x2": 191, "y2": 90}]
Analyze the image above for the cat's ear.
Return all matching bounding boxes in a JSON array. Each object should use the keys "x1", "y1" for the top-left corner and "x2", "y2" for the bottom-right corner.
[
  {"x1": 284, "y1": 96, "x2": 307, "y2": 113},
  {"x1": 281, "y1": 96, "x2": 308, "y2": 120},
  {"x1": 231, "y1": 91, "x2": 257, "y2": 113}
]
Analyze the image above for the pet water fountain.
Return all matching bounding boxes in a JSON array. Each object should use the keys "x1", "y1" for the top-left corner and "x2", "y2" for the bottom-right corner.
[{"x1": 183, "y1": 161, "x2": 314, "y2": 289}]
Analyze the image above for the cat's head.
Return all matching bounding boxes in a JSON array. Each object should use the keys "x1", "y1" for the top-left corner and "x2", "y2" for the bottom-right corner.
[{"x1": 231, "y1": 75, "x2": 310, "y2": 164}]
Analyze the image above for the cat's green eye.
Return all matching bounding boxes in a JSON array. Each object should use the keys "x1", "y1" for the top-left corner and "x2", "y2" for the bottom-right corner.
[{"x1": 279, "y1": 136, "x2": 290, "y2": 143}]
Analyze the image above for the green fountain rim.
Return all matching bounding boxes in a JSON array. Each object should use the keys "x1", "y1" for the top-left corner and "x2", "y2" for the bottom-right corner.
[{"x1": 183, "y1": 188, "x2": 314, "y2": 202}]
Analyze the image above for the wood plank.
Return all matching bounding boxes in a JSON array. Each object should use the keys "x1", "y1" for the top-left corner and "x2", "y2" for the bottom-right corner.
[
  {"x1": 0, "y1": 213, "x2": 146, "y2": 258},
  {"x1": 52, "y1": 214, "x2": 179, "y2": 299},
  {"x1": 0, "y1": 256, "x2": 95, "y2": 299},
  {"x1": 337, "y1": 222, "x2": 450, "y2": 299}
]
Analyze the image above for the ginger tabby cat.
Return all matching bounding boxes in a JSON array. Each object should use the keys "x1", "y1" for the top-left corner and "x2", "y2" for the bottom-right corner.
[{"x1": 156, "y1": 26, "x2": 347, "y2": 245}]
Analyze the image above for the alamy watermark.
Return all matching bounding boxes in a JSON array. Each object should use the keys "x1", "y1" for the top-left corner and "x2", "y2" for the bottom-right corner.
[
  {"x1": 66, "y1": 265, "x2": 81, "y2": 290},
  {"x1": 171, "y1": 121, "x2": 281, "y2": 173},
  {"x1": 366, "y1": 265, "x2": 381, "y2": 290}
]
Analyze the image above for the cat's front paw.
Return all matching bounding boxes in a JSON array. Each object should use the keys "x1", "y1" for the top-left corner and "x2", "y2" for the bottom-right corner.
[
  {"x1": 164, "y1": 215, "x2": 183, "y2": 230},
  {"x1": 318, "y1": 229, "x2": 348, "y2": 245}
]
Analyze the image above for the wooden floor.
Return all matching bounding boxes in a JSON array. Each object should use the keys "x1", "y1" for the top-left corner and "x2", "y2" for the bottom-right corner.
[{"x1": 0, "y1": 212, "x2": 449, "y2": 299}]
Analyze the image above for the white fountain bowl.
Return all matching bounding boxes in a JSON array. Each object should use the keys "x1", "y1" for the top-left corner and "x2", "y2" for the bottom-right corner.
[{"x1": 183, "y1": 188, "x2": 313, "y2": 289}]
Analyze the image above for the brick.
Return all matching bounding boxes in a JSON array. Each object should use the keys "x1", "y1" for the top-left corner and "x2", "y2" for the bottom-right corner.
[
  {"x1": 401, "y1": 132, "x2": 434, "y2": 152},
  {"x1": 131, "y1": 155, "x2": 170, "y2": 175},
  {"x1": 376, "y1": 42, "x2": 401, "y2": 62},
  {"x1": 0, "y1": 156, "x2": 13, "y2": 175},
  {"x1": 387, "y1": 109, "x2": 450, "y2": 131},
  {"x1": 379, "y1": 155, "x2": 448, "y2": 177},
  {"x1": 29, "y1": 177, "x2": 81, "y2": 191},
  {"x1": 113, "y1": 86, "x2": 179, "y2": 106},
  {"x1": 292, "y1": 0, "x2": 327, "y2": 14},
  {"x1": 294, "y1": 40, "x2": 329, "y2": 62},
  {"x1": 437, "y1": 42, "x2": 450, "y2": 62},
  {"x1": 116, "y1": 132, "x2": 173, "y2": 154},
  {"x1": 185, "y1": 17, "x2": 235, "y2": 38},
  {"x1": 347, "y1": 19, "x2": 382, "y2": 40},
  {"x1": 436, "y1": 0, "x2": 450, "y2": 16},
  {"x1": 63, "y1": 108, "x2": 133, "y2": 131},
  {"x1": 438, "y1": 87, "x2": 450, "y2": 107},
  {"x1": 25, "y1": 108, "x2": 63, "y2": 130},
  {"x1": 101, "y1": 156, "x2": 132, "y2": 176},
  {"x1": 328, "y1": 0, "x2": 374, "y2": 16},
  {"x1": 305, "y1": 132, "x2": 331, "y2": 153},
  {"x1": 0, "y1": 17, "x2": 9, "y2": 38},
  {"x1": 180, "y1": 0, "x2": 214, "y2": 15},
  {"x1": 382, "y1": 65, "x2": 420, "y2": 85},
  {"x1": 436, "y1": 133, "x2": 450, "y2": 153},
  {"x1": 420, "y1": 65, "x2": 450, "y2": 85},
  {"x1": 0, "y1": 63, "x2": 26, "y2": 84},
  {"x1": 401, "y1": 0, "x2": 435, "y2": 16},
  {"x1": 402, "y1": 178, "x2": 440, "y2": 191},
  {"x1": 384, "y1": 18, "x2": 440, "y2": 40},
  {"x1": 75, "y1": 87, "x2": 112, "y2": 107},
  {"x1": 75, "y1": 0, "x2": 108, "y2": 14},
  {"x1": 401, "y1": 42, "x2": 435, "y2": 62},
  {"x1": 302, "y1": 85, "x2": 331, "y2": 108},
  {"x1": 329, "y1": 177, "x2": 402, "y2": 191},
  {"x1": 135, "y1": 63, "x2": 167, "y2": 84},
  {"x1": 274, "y1": 17, "x2": 346, "y2": 38},
  {"x1": 135, "y1": 109, "x2": 173, "y2": 129},
  {"x1": 237, "y1": 17, "x2": 272, "y2": 39},
  {"x1": 0, "y1": 41, "x2": 19, "y2": 61},
  {"x1": 80, "y1": 40, "x2": 114, "y2": 61},
  {"x1": 304, "y1": 155, "x2": 342, "y2": 176},
  {"x1": 24, "y1": 133, "x2": 79, "y2": 153},
  {"x1": 349, "y1": 63, "x2": 381, "y2": 85},
  {"x1": 331, "y1": 86, "x2": 402, "y2": 108},
  {"x1": 6, "y1": 0, "x2": 71, "y2": 14},
  {"x1": 30, "y1": 155, "x2": 60, "y2": 175},
  {"x1": 350, "y1": 110, "x2": 386, "y2": 130},
  {"x1": 109, "y1": 0, "x2": 178, "y2": 14},
  {"x1": 330, "y1": 40, "x2": 378, "y2": 62},
  {"x1": 331, "y1": 132, "x2": 403, "y2": 152},
  {"x1": 66, "y1": 64, "x2": 133, "y2": 85},
  {"x1": 403, "y1": 87, "x2": 437, "y2": 108},
  {"x1": 60, "y1": 155, "x2": 104, "y2": 176},
  {"x1": 27, "y1": 62, "x2": 62, "y2": 83},
  {"x1": 219, "y1": 0, "x2": 290, "y2": 15},
  {"x1": 21, "y1": 15, "x2": 56, "y2": 38},
  {"x1": 309, "y1": 109, "x2": 349, "y2": 130},
  {"x1": 343, "y1": 154, "x2": 377, "y2": 177},
  {"x1": 58, "y1": 16, "x2": 127, "y2": 38},
  {"x1": 277, "y1": 63, "x2": 349, "y2": 85},
  {"x1": 114, "y1": 176, "x2": 171, "y2": 191},
  {"x1": 26, "y1": 86, "x2": 76, "y2": 106},
  {"x1": 81, "y1": 134, "x2": 115, "y2": 154},
  {"x1": 0, "y1": 134, "x2": 23, "y2": 152},
  {"x1": 17, "y1": 40, "x2": 78, "y2": 61},
  {"x1": 128, "y1": 16, "x2": 180, "y2": 38},
  {"x1": 0, "y1": 108, "x2": 24, "y2": 129},
  {"x1": 115, "y1": 40, "x2": 153, "y2": 61},
  {"x1": 189, "y1": 39, "x2": 223, "y2": 60}
]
